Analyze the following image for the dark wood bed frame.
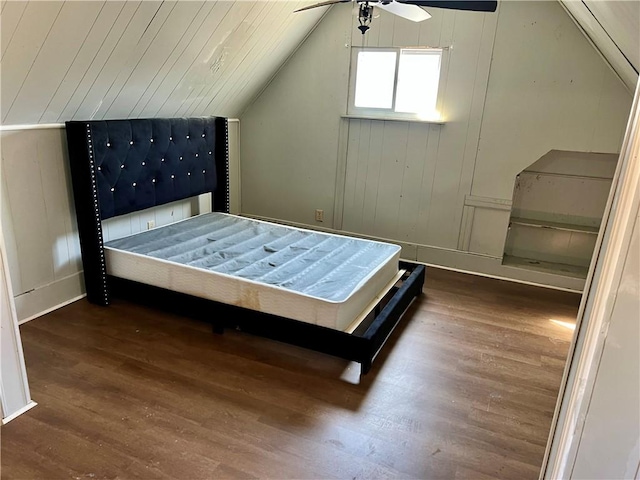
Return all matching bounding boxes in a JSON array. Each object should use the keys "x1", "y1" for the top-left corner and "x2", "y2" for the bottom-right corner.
[{"x1": 66, "y1": 116, "x2": 425, "y2": 375}]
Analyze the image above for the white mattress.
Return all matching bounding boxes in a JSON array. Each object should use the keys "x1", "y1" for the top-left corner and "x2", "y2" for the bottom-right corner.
[{"x1": 104, "y1": 213, "x2": 401, "y2": 331}]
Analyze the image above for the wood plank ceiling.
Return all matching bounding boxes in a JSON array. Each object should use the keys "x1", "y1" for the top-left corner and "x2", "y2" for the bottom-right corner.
[
  {"x1": 0, "y1": 1, "x2": 327, "y2": 125},
  {"x1": 584, "y1": 0, "x2": 639, "y2": 73},
  {"x1": 560, "y1": 0, "x2": 639, "y2": 91}
]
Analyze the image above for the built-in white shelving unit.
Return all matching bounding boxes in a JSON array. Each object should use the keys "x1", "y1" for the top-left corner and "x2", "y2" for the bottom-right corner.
[
  {"x1": 503, "y1": 150, "x2": 618, "y2": 279},
  {"x1": 509, "y1": 217, "x2": 600, "y2": 234}
]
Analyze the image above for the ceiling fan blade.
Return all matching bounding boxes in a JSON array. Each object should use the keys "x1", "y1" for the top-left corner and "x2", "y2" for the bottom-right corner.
[
  {"x1": 295, "y1": 0, "x2": 351, "y2": 13},
  {"x1": 397, "y1": 0, "x2": 497, "y2": 12},
  {"x1": 377, "y1": 2, "x2": 431, "y2": 22}
]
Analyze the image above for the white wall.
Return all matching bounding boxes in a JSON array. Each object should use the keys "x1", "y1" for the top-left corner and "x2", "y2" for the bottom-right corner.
[
  {"x1": 1, "y1": 127, "x2": 84, "y2": 321},
  {"x1": 0, "y1": 121, "x2": 240, "y2": 322},
  {"x1": 471, "y1": 1, "x2": 631, "y2": 256},
  {"x1": 542, "y1": 77, "x2": 640, "y2": 480},
  {"x1": 571, "y1": 205, "x2": 639, "y2": 479},
  {"x1": 241, "y1": 5, "x2": 351, "y2": 228},
  {"x1": 0, "y1": 223, "x2": 34, "y2": 423},
  {"x1": 340, "y1": 8, "x2": 498, "y2": 251},
  {"x1": 240, "y1": 1, "x2": 632, "y2": 289}
]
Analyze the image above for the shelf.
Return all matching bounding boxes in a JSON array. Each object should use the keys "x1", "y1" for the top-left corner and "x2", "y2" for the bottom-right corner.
[
  {"x1": 509, "y1": 217, "x2": 599, "y2": 234},
  {"x1": 341, "y1": 114, "x2": 445, "y2": 125},
  {"x1": 502, "y1": 255, "x2": 588, "y2": 279}
]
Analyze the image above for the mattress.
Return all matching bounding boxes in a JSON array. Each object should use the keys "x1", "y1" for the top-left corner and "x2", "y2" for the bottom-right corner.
[{"x1": 104, "y1": 213, "x2": 401, "y2": 331}]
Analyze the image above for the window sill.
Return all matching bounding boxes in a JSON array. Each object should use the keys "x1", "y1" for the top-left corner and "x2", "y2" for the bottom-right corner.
[{"x1": 341, "y1": 114, "x2": 445, "y2": 125}]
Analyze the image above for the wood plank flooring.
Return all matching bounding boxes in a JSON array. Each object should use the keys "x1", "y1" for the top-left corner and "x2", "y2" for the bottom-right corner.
[{"x1": 1, "y1": 268, "x2": 580, "y2": 479}]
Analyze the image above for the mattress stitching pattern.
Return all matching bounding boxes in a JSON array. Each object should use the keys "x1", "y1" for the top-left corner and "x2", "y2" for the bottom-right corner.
[{"x1": 106, "y1": 213, "x2": 400, "y2": 302}]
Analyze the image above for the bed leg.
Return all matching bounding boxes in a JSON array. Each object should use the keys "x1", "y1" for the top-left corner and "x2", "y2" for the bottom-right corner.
[{"x1": 360, "y1": 359, "x2": 372, "y2": 376}]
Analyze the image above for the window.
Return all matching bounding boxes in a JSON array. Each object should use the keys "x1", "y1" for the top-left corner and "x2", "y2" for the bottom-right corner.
[{"x1": 348, "y1": 47, "x2": 443, "y2": 122}]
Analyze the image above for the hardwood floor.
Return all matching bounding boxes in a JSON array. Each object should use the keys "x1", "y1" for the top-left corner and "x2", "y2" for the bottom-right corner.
[{"x1": 1, "y1": 268, "x2": 580, "y2": 479}]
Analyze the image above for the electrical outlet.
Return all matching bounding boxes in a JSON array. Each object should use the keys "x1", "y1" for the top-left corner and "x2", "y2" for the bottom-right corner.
[
  {"x1": 146, "y1": 220, "x2": 155, "y2": 230},
  {"x1": 315, "y1": 209, "x2": 324, "y2": 222}
]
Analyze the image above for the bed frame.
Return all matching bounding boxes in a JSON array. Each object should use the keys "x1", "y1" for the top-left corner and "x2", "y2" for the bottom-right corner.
[{"x1": 66, "y1": 116, "x2": 425, "y2": 375}]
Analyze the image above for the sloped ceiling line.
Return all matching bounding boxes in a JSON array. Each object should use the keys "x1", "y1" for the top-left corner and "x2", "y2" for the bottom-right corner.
[
  {"x1": 233, "y1": 0, "x2": 323, "y2": 117},
  {"x1": 583, "y1": 1, "x2": 638, "y2": 75},
  {"x1": 0, "y1": 1, "x2": 328, "y2": 123},
  {"x1": 190, "y1": 1, "x2": 285, "y2": 116},
  {"x1": 560, "y1": 0, "x2": 639, "y2": 92},
  {"x1": 214, "y1": 1, "x2": 309, "y2": 116}
]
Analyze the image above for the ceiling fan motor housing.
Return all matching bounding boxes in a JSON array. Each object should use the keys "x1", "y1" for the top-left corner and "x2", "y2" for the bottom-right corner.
[
  {"x1": 294, "y1": 0, "x2": 498, "y2": 36},
  {"x1": 358, "y1": 3, "x2": 374, "y2": 34}
]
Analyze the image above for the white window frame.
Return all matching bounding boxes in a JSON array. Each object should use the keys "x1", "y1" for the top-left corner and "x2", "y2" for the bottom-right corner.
[{"x1": 347, "y1": 46, "x2": 446, "y2": 123}]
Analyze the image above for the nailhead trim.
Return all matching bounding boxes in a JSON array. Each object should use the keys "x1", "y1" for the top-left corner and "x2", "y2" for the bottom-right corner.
[
  {"x1": 79, "y1": 117, "x2": 225, "y2": 304},
  {"x1": 86, "y1": 123, "x2": 109, "y2": 305},
  {"x1": 225, "y1": 119, "x2": 230, "y2": 212}
]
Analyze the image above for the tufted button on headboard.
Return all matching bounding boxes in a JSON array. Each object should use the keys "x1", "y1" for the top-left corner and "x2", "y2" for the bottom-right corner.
[
  {"x1": 65, "y1": 116, "x2": 229, "y2": 305},
  {"x1": 74, "y1": 117, "x2": 222, "y2": 219}
]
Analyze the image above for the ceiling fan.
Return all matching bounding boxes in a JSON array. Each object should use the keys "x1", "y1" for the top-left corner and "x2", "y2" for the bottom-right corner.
[{"x1": 295, "y1": 0, "x2": 497, "y2": 35}]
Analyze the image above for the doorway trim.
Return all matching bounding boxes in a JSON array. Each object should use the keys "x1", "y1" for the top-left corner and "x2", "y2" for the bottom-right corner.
[{"x1": 541, "y1": 80, "x2": 640, "y2": 478}]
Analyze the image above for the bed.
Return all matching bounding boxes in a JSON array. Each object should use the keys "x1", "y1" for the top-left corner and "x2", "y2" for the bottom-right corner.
[{"x1": 66, "y1": 116, "x2": 425, "y2": 375}]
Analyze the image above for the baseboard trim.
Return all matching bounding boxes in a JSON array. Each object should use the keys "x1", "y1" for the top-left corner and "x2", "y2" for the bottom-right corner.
[
  {"x1": 0, "y1": 123, "x2": 64, "y2": 132},
  {"x1": 242, "y1": 213, "x2": 584, "y2": 293},
  {"x1": 14, "y1": 271, "x2": 85, "y2": 323},
  {"x1": 417, "y1": 258, "x2": 582, "y2": 293},
  {"x1": 18, "y1": 293, "x2": 87, "y2": 325},
  {"x1": 2, "y1": 401, "x2": 37, "y2": 425},
  {"x1": 415, "y1": 244, "x2": 584, "y2": 292}
]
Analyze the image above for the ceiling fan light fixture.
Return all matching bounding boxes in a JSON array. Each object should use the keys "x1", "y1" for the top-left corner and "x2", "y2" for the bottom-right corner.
[
  {"x1": 358, "y1": 3, "x2": 374, "y2": 35},
  {"x1": 295, "y1": 0, "x2": 497, "y2": 36}
]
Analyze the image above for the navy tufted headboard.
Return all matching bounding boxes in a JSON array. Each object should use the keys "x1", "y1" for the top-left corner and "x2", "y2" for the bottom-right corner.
[{"x1": 66, "y1": 116, "x2": 229, "y2": 305}]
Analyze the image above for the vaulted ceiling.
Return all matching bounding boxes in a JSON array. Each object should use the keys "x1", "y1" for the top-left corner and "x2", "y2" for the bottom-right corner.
[
  {"x1": 560, "y1": 0, "x2": 639, "y2": 91},
  {"x1": 0, "y1": 1, "x2": 637, "y2": 127},
  {"x1": 0, "y1": 1, "x2": 327, "y2": 125}
]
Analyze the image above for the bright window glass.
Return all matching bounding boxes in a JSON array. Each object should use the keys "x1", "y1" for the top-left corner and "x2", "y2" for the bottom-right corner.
[
  {"x1": 354, "y1": 51, "x2": 397, "y2": 109},
  {"x1": 350, "y1": 47, "x2": 443, "y2": 121},
  {"x1": 395, "y1": 49, "x2": 441, "y2": 117}
]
